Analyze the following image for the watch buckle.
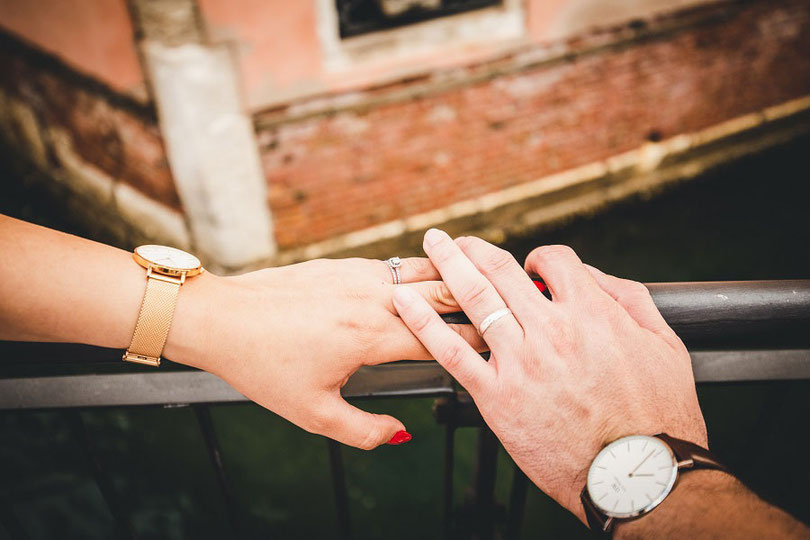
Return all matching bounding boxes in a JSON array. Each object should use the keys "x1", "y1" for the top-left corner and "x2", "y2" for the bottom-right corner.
[{"x1": 122, "y1": 351, "x2": 161, "y2": 367}]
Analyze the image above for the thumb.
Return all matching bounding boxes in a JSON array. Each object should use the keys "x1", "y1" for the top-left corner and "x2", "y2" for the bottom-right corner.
[{"x1": 325, "y1": 396, "x2": 411, "y2": 450}]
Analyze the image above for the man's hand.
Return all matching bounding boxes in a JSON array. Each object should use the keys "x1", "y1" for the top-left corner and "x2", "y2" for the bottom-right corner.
[{"x1": 393, "y1": 230, "x2": 706, "y2": 521}]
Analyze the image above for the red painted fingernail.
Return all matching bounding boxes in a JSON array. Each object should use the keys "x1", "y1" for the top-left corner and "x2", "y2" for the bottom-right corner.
[
  {"x1": 386, "y1": 430, "x2": 412, "y2": 445},
  {"x1": 533, "y1": 279, "x2": 547, "y2": 292}
]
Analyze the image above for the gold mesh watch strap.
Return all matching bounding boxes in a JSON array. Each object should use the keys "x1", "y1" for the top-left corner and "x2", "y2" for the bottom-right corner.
[{"x1": 123, "y1": 274, "x2": 182, "y2": 366}]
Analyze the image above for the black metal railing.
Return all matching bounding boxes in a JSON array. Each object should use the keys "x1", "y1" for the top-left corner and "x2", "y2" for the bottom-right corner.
[{"x1": 0, "y1": 280, "x2": 808, "y2": 539}]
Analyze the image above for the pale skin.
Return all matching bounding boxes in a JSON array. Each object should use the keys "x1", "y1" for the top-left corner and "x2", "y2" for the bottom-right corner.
[
  {"x1": 0, "y1": 215, "x2": 485, "y2": 450},
  {"x1": 393, "y1": 229, "x2": 809, "y2": 538}
]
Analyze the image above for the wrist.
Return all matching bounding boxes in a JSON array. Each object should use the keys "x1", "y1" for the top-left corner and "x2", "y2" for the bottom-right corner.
[
  {"x1": 163, "y1": 270, "x2": 226, "y2": 372},
  {"x1": 613, "y1": 469, "x2": 735, "y2": 538}
]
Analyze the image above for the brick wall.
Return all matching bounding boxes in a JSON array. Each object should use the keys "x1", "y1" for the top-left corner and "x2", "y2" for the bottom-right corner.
[
  {"x1": 256, "y1": 0, "x2": 810, "y2": 249},
  {"x1": 0, "y1": 32, "x2": 180, "y2": 210}
]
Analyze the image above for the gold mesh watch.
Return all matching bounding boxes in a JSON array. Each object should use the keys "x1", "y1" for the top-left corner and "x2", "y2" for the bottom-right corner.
[{"x1": 123, "y1": 245, "x2": 204, "y2": 367}]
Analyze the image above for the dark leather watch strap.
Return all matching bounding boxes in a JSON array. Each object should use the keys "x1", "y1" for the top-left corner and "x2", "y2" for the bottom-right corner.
[
  {"x1": 580, "y1": 434, "x2": 728, "y2": 534},
  {"x1": 655, "y1": 433, "x2": 728, "y2": 472},
  {"x1": 581, "y1": 487, "x2": 613, "y2": 532}
]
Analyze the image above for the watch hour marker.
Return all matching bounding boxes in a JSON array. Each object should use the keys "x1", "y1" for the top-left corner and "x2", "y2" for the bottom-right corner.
[
  {"x1": 596, "y1": 465, "x2": 606, "y2": 470},
  {"x1": 656, "y1": 481, "x2": 667, "y2": 487},
  {"x1": 612, "y1": 500, "x2": 619, "y2": 512},
  {"x1": 598, "y1": 493, "x2": 608, "y2": 501},
  {"x1": 642, "y1": 440, "x2": 648, "y2": 451},
  {"x1": 646, "y1": 493, "x2": 654, "y2": 503},
  {"x1": 609, "y1": 450, "x2": 616, "y2": 458},
  {"x1": 659, "y1": 464, "x2": 672, "y2": 470},
  {"x1": 592, "y1": 481, "x2": 604, "y2": 485}
]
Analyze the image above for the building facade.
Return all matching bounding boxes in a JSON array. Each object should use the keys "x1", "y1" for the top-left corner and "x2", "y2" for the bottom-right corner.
[{"x1": 1, "y1": 0, "x2": 809, "y2": 271}]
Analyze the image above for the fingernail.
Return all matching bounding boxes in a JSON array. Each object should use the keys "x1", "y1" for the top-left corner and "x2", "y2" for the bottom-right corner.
[
  {"x1": 533, "y1": 279, "x2": 547, "y2": 292},
  {"x1": 424, "y1": 228, "x2": 446, "y2": 247},
  {"x1": 393, "y1": 286, "x2": 418, "y2": 308},
  {"x1": 386, "y1": 430, "x2": 412, "y2": 445}
]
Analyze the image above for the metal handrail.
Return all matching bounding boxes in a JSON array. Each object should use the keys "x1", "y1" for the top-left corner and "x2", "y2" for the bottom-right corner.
[
  {"x1": 1, "y1": 280, "x2": 808, "y2": 540},
  {"x1": 1, "y1": 281, "x2": 809, "y2": 410}
]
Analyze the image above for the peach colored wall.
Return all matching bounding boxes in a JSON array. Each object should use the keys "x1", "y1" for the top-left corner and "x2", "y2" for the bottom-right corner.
[
  {"x1": 0, "y1": 0, "x2": 143, "y2": 94},
  {"x1": 198, "y1": 0, "x2": 322, "y2": 106},
  {"x1": 199, "y1": 0, "x2": 717, "y2": 111}
]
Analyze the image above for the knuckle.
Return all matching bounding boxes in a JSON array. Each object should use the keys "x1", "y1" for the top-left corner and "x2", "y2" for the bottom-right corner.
[
  {"x1": 439, "y1": 341, "x2": 468, "y2": 372},
  {"x1": 618, "y1": 280, "x2": 653, "y2": 304},
  {"x1": 457, "y1": 280, "x2": 489, "y2": 307},
  {"x1": 480, "y1": 248, "x2": 516, "y2": 275},
  {"x1": 357, "y1": 425, "x2": 385, "y2": 451},
  {"x1": 406, "y1": 257, "x2": 434, "y2": 277},
  {"x1": 624, "y1": 279, "x2": 650, "y2": 297},
  {"x1": 409, "y1": 308, "x2": 436, "y2": 334},
  {"x1": 430, "y1": 282, "x2": 458, "y2": 309},
  {"x1": 533, "y1": 244, "x2": 577, "y2": 262},
  {"x1": 543, "y1": 314, "x2": 578, "y2": 355},
  {"x1": 455, "y1": 236, "x2": 476, "y2": 250}
]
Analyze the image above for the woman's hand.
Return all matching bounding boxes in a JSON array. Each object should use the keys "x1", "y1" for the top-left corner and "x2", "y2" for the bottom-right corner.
[
  {"x1": 392, "y1": 230, "x2": 706, "y2": 521},
  {"x1": 166, "y1": 256, "x2": 482, "y2": 450}
]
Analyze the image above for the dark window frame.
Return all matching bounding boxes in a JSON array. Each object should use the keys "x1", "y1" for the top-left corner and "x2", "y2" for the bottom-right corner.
[{"x1": 335, "y1": 0, "x2": 504, "y2": 39}]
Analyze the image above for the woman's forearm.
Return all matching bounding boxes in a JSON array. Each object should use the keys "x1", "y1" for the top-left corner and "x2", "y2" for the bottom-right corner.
[
  {"x1": 0, "y1": 215, "x2": 476, "y2": 448},
  {"x1": 0, "y1": 215, "x2": 149, "y2": 348}
]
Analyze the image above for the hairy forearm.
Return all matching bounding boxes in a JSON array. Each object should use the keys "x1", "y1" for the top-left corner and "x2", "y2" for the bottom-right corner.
[
  {"x1": 0, "y1": 215, "x2": 213, "y2": 369},
  {"x1": 614, "y1": 470, "x2": 809, "y2": 539}
]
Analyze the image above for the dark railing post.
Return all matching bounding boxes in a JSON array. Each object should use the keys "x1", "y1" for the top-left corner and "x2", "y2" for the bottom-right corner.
[
  {"x1": 64, "y1": 410, "x2": 136, "y2": 540},
  {"x1": 506, "y1": 465, "x2": 529, "y2": 540},
  {"x1": 471, "y1": 427, "x2": 499, "y2": 540},
  {"x1": 327, "y1": 438, "x2": 352, "y2": 540},
  {"x1": 193, "y1": 404, "x2": 241, "y2": 539},
  {"x1": 443, "y1": 422, "x2": 456, "y2": 540}
]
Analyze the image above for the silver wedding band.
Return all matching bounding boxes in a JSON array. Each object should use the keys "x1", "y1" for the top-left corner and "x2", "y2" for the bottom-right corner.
[
  {"x1": 478, "y1": 307, "x2": 512, "y2": 336},
  {"x1": 385, "y1": 256, "x2": 402, "y2": 285}
]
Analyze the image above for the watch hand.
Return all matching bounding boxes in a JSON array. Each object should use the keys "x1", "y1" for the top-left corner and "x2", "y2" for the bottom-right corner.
[
  {"x1": 628, "y1": 449, "x2": 655, "y2": 477},
  {"x1": 630, "y1": 473, "x2": 654, "y2": 477}
]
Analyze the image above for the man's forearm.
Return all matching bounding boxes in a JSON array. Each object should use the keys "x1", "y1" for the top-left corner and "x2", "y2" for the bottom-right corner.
[{"x1": 614, "y1": 470, "x2": 809, "y2": 539}]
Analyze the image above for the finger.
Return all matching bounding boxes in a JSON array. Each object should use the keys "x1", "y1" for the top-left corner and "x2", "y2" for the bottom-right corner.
[
  {"x1": 370, "y1": 318, "x2": 487, "y2": 364},
  {"x1": 398, "y1": 257, "x2": 441, "y2": 283},
  {"x1": 584, "y1": 264, "x2": 677, "y2": 339},
  {"x1": 523, "y1": 245, "x2": 605, "y2": 303},
  {"x1": 397, "y1": 281, "x2": 460, "y2": 314},
  {"x1": 455, "y1": 236, "x2": 548, "y2": 321},
  {"x1": 393, "y1": 286, "x2": 495, "y2": 396},
  {"x1": 374, "y1": 256, "x2": 441, "y2": 284},
  {"x1": 323, "y1": 396, "x2": 410, "y2": 450},
  {"x1": 422, "y1": 229, "x2": 522, "y2": 347}
]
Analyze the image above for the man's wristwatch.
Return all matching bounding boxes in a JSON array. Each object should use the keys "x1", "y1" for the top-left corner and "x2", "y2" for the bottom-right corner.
[
  {"x1": 123, "y1": 245, "x2": 203, "y2": 367},
  {"x1": 581, "y1": 433, "x2": 728, "y2": 533}
]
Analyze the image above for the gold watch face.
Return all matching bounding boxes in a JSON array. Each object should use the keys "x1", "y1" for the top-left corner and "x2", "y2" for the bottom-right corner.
[{"x1": 134, "y1": 245, "x2": 202, "y2": 276}]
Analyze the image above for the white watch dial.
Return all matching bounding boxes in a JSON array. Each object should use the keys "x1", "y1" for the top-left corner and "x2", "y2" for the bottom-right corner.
[
  {"x1": 587, "y1": 435, "x2": 678, "y2": 518},
  {"x1": 135, "y1": 245, "x2": 201, "y2": 271}
]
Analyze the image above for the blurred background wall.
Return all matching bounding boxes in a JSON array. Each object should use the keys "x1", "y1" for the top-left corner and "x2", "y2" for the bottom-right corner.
[{"x1": 0, "y1": 0, "x2": 809, "y2": 271}]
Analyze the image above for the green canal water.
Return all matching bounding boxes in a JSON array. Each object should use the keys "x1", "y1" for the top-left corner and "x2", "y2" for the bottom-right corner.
[{"x1": 1, "y1": 136, "x2": 809, "y2": 539}]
